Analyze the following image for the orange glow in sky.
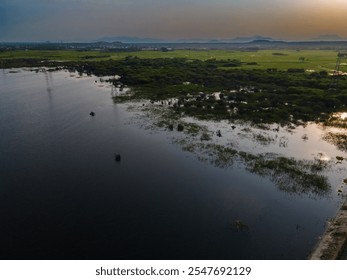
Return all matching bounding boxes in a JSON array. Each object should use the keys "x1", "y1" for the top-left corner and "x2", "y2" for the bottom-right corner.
[{"x1": 1, "y1": 0, "x2": 347, "y2": 41}]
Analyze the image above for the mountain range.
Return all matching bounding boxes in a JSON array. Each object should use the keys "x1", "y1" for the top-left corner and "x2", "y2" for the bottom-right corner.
[
  {"x1": 97, "y1": 34, "x2": 347, "y2": 44},
  {"x1": 97, "y1": 35, "x2": 274, "y2": 44}
]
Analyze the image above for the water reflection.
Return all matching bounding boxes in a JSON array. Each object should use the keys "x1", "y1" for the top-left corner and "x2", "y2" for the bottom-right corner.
[
  {"x1": 44, "y1": 70, "x2": 53, "y2": 96},
  {"x1": 0, "y1": 69, "x2": 345, "y2": 260},
  {"x1": 126, "y1": 100, "x2": 347, "y2": 198},
  {"x1": 325, "y1": 111, "x2": 347, "y2": 128},
  {"x1": 340, "y1": 113, "x2": 347, "y2": 120}
]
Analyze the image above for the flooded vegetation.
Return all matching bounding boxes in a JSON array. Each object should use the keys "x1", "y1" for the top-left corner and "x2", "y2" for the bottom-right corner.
[
  {"x1": 323, "y1": 132, "x2": 347, "y2": 152},
  {"x1": 178, "y1": 141, "x2": 330, "y2": 195},
  {"x1": 119, "y1": 89, "x2": 345, "y2": 198},
  {"x1": 136, "y1": 103, "x2": 334, "y2": 196},
  {"x1": 2, "y1": 51, "x2": 347, "y2": 125},
  {"x1": 1, "y1": 48, "x2": 347, "y2": 259}
]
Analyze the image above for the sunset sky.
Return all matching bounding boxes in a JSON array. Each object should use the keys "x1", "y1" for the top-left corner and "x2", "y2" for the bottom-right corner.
[{"x1": 1, "y1": 0, "x2": 347, "y2": 42}]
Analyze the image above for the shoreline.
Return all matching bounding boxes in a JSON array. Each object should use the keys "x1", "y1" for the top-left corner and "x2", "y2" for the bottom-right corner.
[{"x1": 309, "y1": 198, "x2": 347, "y2": 259}]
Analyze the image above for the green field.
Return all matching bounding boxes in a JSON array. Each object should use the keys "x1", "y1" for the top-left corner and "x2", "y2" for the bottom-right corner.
[{"x1": 0, "y1": 49, "x2": 345, "y2": 72}]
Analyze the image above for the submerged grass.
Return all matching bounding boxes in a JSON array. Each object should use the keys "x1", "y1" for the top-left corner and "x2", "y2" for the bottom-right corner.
[
  {"x1": 177, "y1": 139, "x2": 331, "y2": 195},
  {"x1": 243, "y1": 154, "x2": 330, "y2": 195},
  {"x1": 128, "y1": 97, "x2": 333, "y2": 197},
  {"x1": 323, "y1": 132, "x2": 347, "y2": 152}
]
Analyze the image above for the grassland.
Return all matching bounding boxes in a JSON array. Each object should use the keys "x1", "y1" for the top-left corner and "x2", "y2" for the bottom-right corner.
[{"x1": 0, "y1": 49, "x2": 345, "y2": 71}]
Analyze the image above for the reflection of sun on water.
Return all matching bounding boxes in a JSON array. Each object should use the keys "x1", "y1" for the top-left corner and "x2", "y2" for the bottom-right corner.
[
  {"x1": 330, "y1": 112, "x2": 347, "y2": 122},
  {"x1": 333, "y1": 112, "x2": 347, "y2": 127},
  {"x1": 340, "y1": 112, "x2": 347, "y2": 120},
  {"x1": 319, "y1": 154, "x2": 331, "y2": 162}
]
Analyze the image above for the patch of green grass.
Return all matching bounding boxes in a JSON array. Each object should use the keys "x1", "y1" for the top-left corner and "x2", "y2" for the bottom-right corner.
[
  {"x1": 1, "y1": 49, "x2": 344, "y2": 71},
  {"x1": 0, "y1": 50, "x2": 113, "y2": 61}
]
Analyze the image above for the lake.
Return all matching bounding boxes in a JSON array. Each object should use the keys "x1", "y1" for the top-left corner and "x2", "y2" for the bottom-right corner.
[{"x1": 0, "y1": 69, "x2": 345, "y2": 259}]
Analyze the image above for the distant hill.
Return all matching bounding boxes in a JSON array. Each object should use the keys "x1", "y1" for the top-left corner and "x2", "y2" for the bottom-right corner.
[
  {"x1": 229, "y1": 35, "x2": 273, "y2": 43},
  {"x1": 96, "y1": 35, "x2": 276, "y2": 44},
  {"x1": 97, "y1": 36, "x2": 165, "y2": 43},
  {"x1": 311, "y1": 34, "x2": 345, "y2": 41},
  {"x1": 94, "y1": 34, "x2": 347, "y2": 46}
]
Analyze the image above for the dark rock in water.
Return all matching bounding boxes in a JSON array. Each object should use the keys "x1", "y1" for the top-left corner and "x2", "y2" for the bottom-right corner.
[
  {"x1": 168, "y1": 124, "x2": 174, "y2": 131},
  {"x1": 231, "y1": 125, "x2": 236, "y2": 130},
  {"x1": 89, "y1": 112, "x2": 95, "y2": 116},
  {"x1": 115, "y1": 154, "x2": 121, "y2": 162},
  {"x1": 216, "y1": 129, "x2": 222, "y2": 137},
  {"x1": 177, "y1": 124, "x2": 184, "y2": 132}
]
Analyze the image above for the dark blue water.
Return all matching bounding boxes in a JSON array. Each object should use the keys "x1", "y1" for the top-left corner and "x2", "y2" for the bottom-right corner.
[{"x1": 0, "y1": 70, "x2": 340, "y2": 259}]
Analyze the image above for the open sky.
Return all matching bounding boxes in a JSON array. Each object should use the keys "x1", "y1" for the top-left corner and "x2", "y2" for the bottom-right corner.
[{"x1": 1, "y1": 0, "x2": 347, "y2": 42}]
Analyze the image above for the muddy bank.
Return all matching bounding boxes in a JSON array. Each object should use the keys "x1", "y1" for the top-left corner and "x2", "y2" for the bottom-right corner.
[{"x1": 309, "y1": 198, "x2": 347, "y2": 259}]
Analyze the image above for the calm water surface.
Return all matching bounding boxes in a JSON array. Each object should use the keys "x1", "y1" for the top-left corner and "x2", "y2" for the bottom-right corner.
[{"x1": 0, "y1": 69, "x2": 343, "y2": 259}]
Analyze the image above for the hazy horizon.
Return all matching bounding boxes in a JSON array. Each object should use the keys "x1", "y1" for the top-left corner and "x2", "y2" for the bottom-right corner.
[{"x1": 1, "y1": 0, "x2": 347, "y2": 42}]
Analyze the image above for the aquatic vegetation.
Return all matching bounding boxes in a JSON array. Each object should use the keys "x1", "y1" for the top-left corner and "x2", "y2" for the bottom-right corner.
[
  {"x1": 177, "y1": 140, "x2": 331, "y2": 195},
  {"x1": 301, "y1": 134, "x2": 309, "y2": 141},
  {"x1": 182, "y1": 143, "x2": 238, "y2": 168},
  {"x1": 205, "y1": 144, "x2": 238, "y2": 168},
  {"x1": 252, "y1": 133, "x2": 275, "y2": 145},
  {"x1": 131, "y1": 95, "x2": 334, "y2": 196},
  {"x1": 244, "y1": 154, "x2": 331, "y2": 195},
  {"x1": 310, "y1": 155, "x2": 329, "y2": 172},
  {"x1": 185, "y1": 123, "x2": 202, "y2": 135},
  {"x1": 231, "y1": 220, "x2": 249, "y2": 232},
  {"x1": 323, "y1": 132, "x2": 347, "y2": 152},
  {"x1": 253, "y1": 123, "x2": 271, "y2": 130},
  {"x1": 200, "y1": 132, "x2": 212, "y2": 141}
]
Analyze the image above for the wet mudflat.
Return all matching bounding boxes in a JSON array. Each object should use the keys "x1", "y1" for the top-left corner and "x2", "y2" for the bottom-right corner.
[{"x1": 0, "y1": 69, "x2": 345, "y2": 259}]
